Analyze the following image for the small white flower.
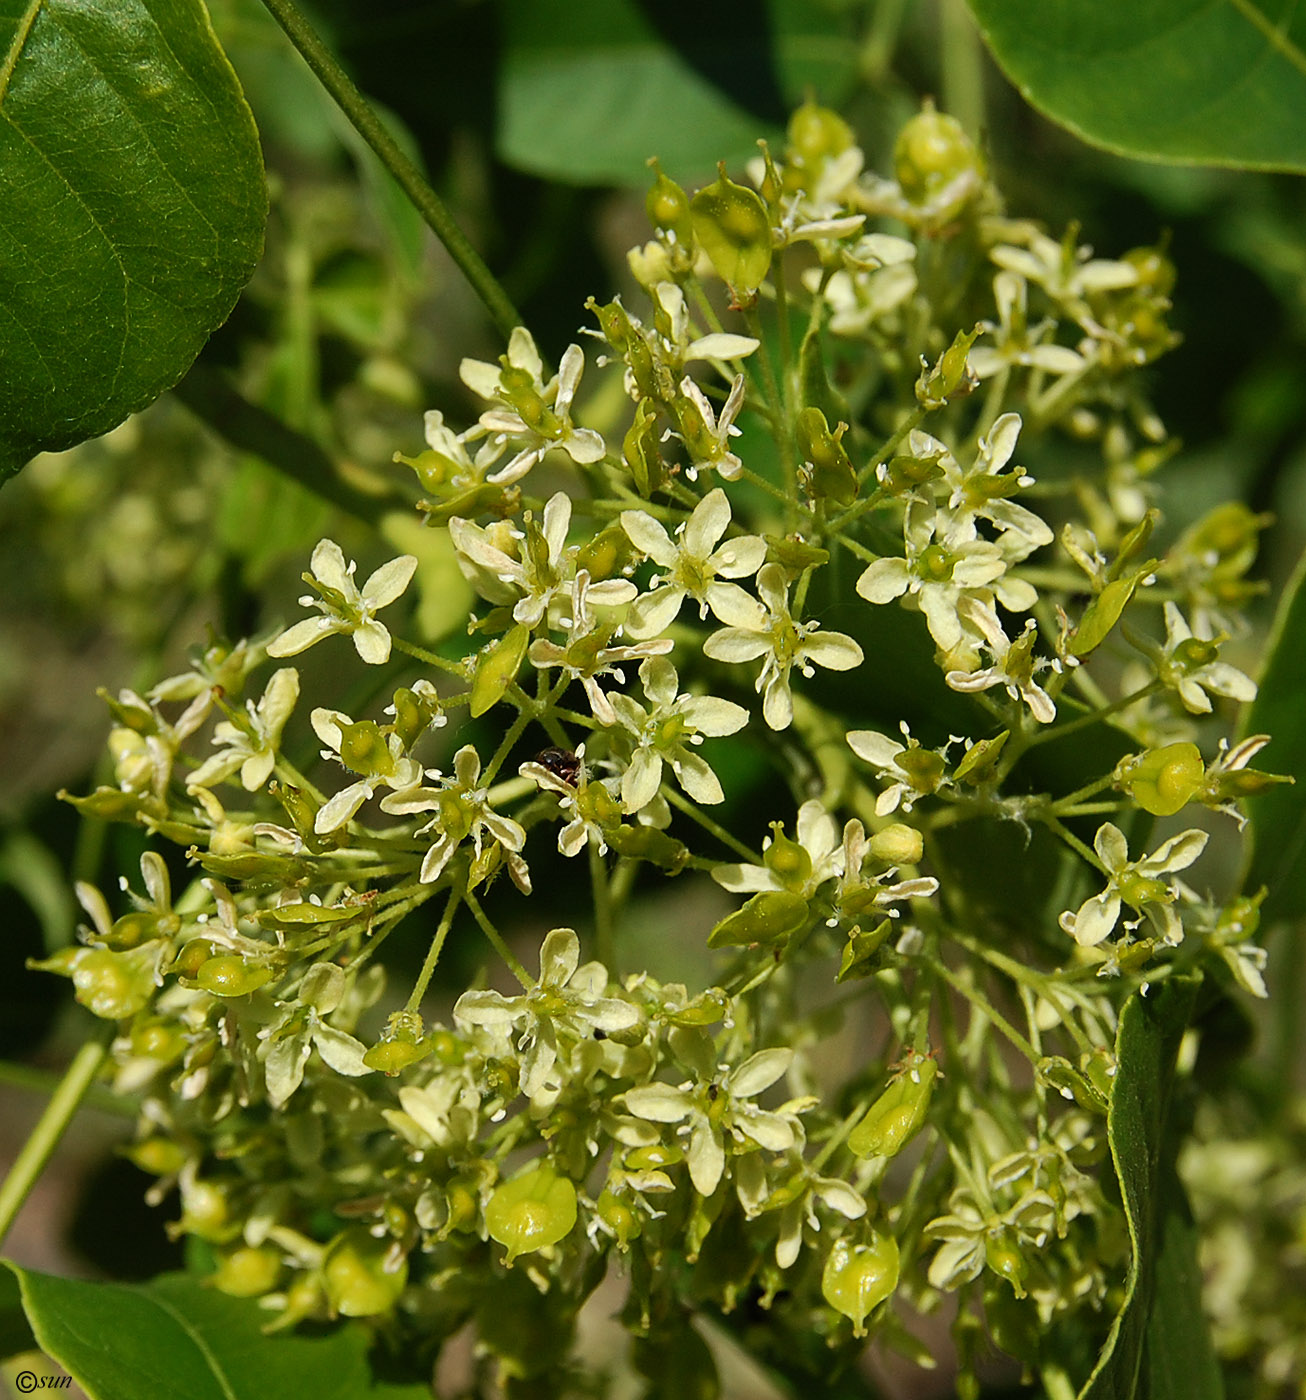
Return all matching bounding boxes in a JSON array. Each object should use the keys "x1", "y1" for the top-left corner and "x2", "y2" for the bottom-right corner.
[
  {"x1": 1158, "y1": 602, "x2": 1257, "y2": 715},
  {"x1": 309, "y1": 708, "x2": 424, "y2": 833},
  {"x1": 461, "y1": 327, "x2": 606, "y2": 476},
  {"x1": 703, "y1": 563, "x2": 863, "y2": 730},
  {"x1": 671, "y1": 374, "x2": 747, "y2": 481},
  {"x1": 620, "y1": 487, "x2": 766, "y2": 639},
  {"x1": 268, "y1": 540, "x2": 417, "y2": 665},
  {"x1": 454, "y1": 928, "x2": 640, "y2": 1100},
  {"x1": 713, "y1": 799, "x2": 843, "y2": 897},
  {"x1": 188, "y1": 668, "x2": 300, "y2": 793},
  {"x1": 1059, "y1": 822, "x2": 1208, "y2": 948},
  {"x1": 846, "y1": 723, "x2": 950, "y2": 815},
  {"x1": 946, "y1": 596, "x2": 1056, "y2": 724},
  {"x1": 609, "y1": 655, "x2": 748, "y2": 812},
  {"x1": 624, "y1": 1038, "x2": 804, "y2": 1197}
]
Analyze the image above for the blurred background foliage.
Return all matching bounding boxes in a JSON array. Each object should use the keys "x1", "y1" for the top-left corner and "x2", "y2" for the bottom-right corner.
[{"x1": 3, "y1": 0, "x2": 1306, "y2": 1347}]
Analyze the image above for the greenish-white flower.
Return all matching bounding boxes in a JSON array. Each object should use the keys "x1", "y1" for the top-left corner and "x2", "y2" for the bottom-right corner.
[
  {"x1": 268, "y1": 540, "x2": 417, "y2": 665},
  {"x1": 704, "y1": 563, "x2": 863, "y2": 729},
  {"x1": 620, "y1": 487, "x2": 766, "y2": 639},
  {"x1": 1158, "y1": 602, "x2": 1257, "y2": 715},
  {"x1": 624, "y1": 1033, "x2": 806, "y2": 1196},
  {"x1": 187, "y1": 668, "x2": 300, "y2": 793},
  {"x1": 609, "y1": 656, "x2": 748, "y2": 812},
  {"x1": 1059, "y1": 822, "x2": 1208, "y2": 948},
  {"x1": 454, "y1": 928, "x2": 641, "y2": 1100}
]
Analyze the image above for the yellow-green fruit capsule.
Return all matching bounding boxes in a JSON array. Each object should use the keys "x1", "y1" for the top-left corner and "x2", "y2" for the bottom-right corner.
[
  {"x1": 323, "y1": 1228, "x2": 408, "y2": 1317},
  {"x1": 690, "y1": 164, "x2": 773, "y2": 297},
  {"x1": 212, "y1": 1245, "x2": 283, "y2": 1298},
  {"x1": 485, "y1": 1163, "x2": 578, "y2": 1264},
  {"x1": 822, "y1": 1231, "x2": 900, "y2": 1336},
  {"x1": 985, "y1": 1231, "x2": 1027, "y2": 1298},
  {"x1": 1116, "y1": 742, "x2": 1205, "y2": 817},
  {"x1": 849, "y1": 1052, "x2": 938, "y2": 1159},
  {"x1": 70, "y1": 946, "x2": 158, "y2": 1020},
  {"x1": 195, "y1": 955, "x2": 272, "y2": 998}
]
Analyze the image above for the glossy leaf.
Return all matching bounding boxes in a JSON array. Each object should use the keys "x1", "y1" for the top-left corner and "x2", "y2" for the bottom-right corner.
[
  {"x1": 497, "y1": 0, "x2": 857, "y2": 184},
  {"x1": 1242, "y1": 549, "x2": 1306, "y2": 923},
  {"x1": 0, "y1": 0, "x2": 266, "y2": 480},
  {"x1": 966, "y1": 0, "x2": 1306, "y2": 172},
  {"x1": 2, "y1": 1264, "x2": 427, "y2": 1399},
  {"x1": 1079, "y1": 975, "x2": 1206, "y2": 1400}
]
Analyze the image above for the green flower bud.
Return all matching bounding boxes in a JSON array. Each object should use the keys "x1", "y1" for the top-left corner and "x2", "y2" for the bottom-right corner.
[
  {"x1": 788, "y1": 99, "x2": 854, "y2": 165},
  {"x1": 125, "y1": 1137, "x2": 187, "y2": 1176},
  {"x1": 1115, "y1": 742, "x2": 1205, "y2": 816},
  {"x1": 178, "y1": 1178, "x2": 239, "y2": 1243},
  {"x1": 797, "y1": 407, "x2": 857, "y2": 506},
  {"x1": 607, "y1": 824, "x2": 690, "y2": 872},
  {"x1": 625, "y1": 1144, "x2": 684, "y2": 1171},
  {"x1": 690, "y1": 164, "x2": 773, "y2": 298},
  {"x1": 868, "y1": 823, "x2": 924, "y2": 866},
  {"x1": 364, "y1": 1009, "x2": 432, "y2": 1074},
  {"x1": 953, "y1": 731, "x2": 1009, "y2": 786},
  {"x1": 645, "y1": 159, "x2": 693, "y2": 242},
  {"x1": 1037, "y1": 1054, "x2": 1108, "y2": 1116},
  {"x1": 764, "y1": 534, "x2": 830, "y2": 572},
  {"x1": 849, "y1": 1051, "x2": 938, "y2": 1159},
  {"x1": 836, "y1": 919, "x2": 892, "y2": 981},
  {"x1": 893, "y1": 105, "x2": 984, "y2": 206},
  {"x1": 323, "y1": 1227, "x2": 408, "y2": 1317},
  {"x1": 708, "y1": 890, "x2": 809, "y2": 948},
  {"x1": 623, "y1": 400, "x2": 666, "y2": 497},
  {"x1": 822, "y1": 1230, "x2": 900, "y2": 1336},
  {"x1": 195, "y1": 955, "x2": 273, "y2": 998},
  {"x1": 485, "y1": 1162, "x2": 578, "y2": 1264},
  {"x1": 597, "y1": 1189, "x2": 641, "y2": 1249},
  {"x1": 129, "y1": 1017, "x2": 186, "y2": 1063},
  {"x1": 471, "y1": 624, "x2": 529, "y2": 719},
  {"x1": 212, "y1": 1245, "x2": 282, "y2": 1298},
  {"x1": 1068, "y1": 570, "x2": 1145, "y2": 657},
  {"x1": 916, "y1": 326, "x2": 980, "y2": 409}
]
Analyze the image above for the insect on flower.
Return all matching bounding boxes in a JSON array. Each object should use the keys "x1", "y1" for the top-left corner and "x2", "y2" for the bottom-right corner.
[{"x1": 533, "y1": 747, "x2": 582, "y2": 788}]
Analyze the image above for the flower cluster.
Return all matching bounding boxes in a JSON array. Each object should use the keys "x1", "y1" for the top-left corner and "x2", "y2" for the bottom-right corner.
[{"x1": 39, "y1": 101, "x2": 1284, "y2": 1394}]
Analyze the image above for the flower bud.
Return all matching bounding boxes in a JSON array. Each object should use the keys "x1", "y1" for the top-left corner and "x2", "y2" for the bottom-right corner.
[
  {"x1": 849, "y1": 1051, "x2": 937, "y2": 1159},
  {"x1": 70, "y1": 945, "x2": 160, "y2": 1020},
  {"x1": 916, "y1": 327, "x2": 980, "y2": 409},
  {"x1": 690, "y1": 165, "x2": 773, "y2": 298},
  {"x1": 893, "y1": 105, "x2": 984, "y2": 210},
  {"x1": 789, "y1": 99, "x2": 854, "y2": 165},
  {"x1": 323, "y1": 1227, "x2": 408, "y2": 1316},
  {"x1": 708, "y1": 890, "x2": 809, "y2": 948},
  {"x1": 212, "y1": 1245, "x2": 282, "y2": 1298},
  {"x1": 195, "y1": 954, "x2": 273, "y2": 998},
  {"x1": 821, "y1": 1230, "x2": 900, "y2": 1335},
  {"x1": 470, "y1": 624, "x2": 529, "y2": 718},
  {"x1": 868, "y1": 823, "x2": 924, "y2": 866},
  {"x1": 797, "y1": 406, "x2": 857, "y2": 506},
  {"x1": 645, "y1": 159, "x2": 693, "y2": 243}
]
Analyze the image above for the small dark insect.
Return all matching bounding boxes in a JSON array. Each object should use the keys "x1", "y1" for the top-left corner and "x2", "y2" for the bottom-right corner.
[{"x1": 533, "y1": 747, "x2": 581, "y2": 787}]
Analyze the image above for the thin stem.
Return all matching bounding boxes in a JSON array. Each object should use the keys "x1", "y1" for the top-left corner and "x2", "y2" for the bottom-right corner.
[
  {"x1": 664, "y1": 787, "x2": 761, "y2": 862},
  {"x1": 256, "y1": 0, "x2": 522, "y2": 341},
  {"x1": 940, "y1": 0, "x2": 986, "y2": 137},
  {"x1": 391, "y1": 636, "x2": 469, "y2": 677},
  {"x1": 464, "y1": 889, "x2": 532, "y2": 988},
  {"x1": 933, "y1": 962, "x2": 1038, "y2": 1065},
  {"x1": 589, "y1": 841, "x2": 615, "y2": 972},
  {"x1": 0, "y1": 1025, "x2": 114, "y2": 1248},
  {"x1": 405, "y1": 884, "x2": 463, "y2": 1012}
]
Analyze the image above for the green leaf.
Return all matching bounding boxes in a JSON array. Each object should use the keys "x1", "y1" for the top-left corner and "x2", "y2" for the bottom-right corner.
[
  {"x1": 1078, "y1": 974, "x2": 1203, "y2": 1400},
  {"x1": 965, "y1": 0, "x2": 1306, "y2": 172},
  {"x1": 0, "y1": 0, "x2": 266, "y2": 480},
  {"x1": 497, "y1": 0, "x2": 857, "y2": 184},
  {"x1": 1242, "y1": 548, "x2": 1306, "y2": 923},
  {"x1": 2, "y1": 1263, "x2": 428, "y2": 1400},
  {"x1": 0, "y1": 1263, "x2": 34, "y2": 1359}
]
